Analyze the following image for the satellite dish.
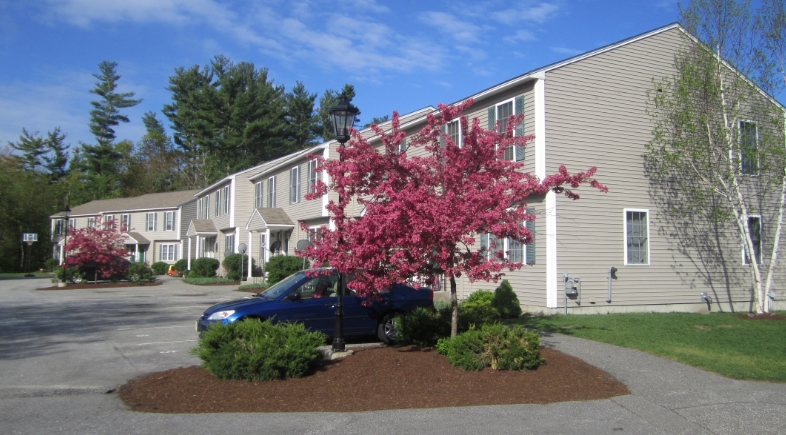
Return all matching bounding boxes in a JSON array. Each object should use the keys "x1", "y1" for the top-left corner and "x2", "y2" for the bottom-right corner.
[
  {"x1": 238, "y1": 243, "x2": 247, "y2": 254},
  {"x1": 269, "y1": 240, "x2": 281, "y2": 253},
  {"x1": 225, "y1": 248, "x2": 234, "y2": 255},
  {"x1": 296, "y1": 239, "x2": 313, "y2": 251}
]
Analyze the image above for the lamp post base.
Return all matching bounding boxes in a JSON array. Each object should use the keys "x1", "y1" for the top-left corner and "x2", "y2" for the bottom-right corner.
[{"x1": 332, "y1": 338, "x2": 345, "y2": 352}]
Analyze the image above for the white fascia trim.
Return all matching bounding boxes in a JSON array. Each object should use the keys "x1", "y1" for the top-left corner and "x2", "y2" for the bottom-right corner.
[
  {"x1": 534, "y1": 76, "x2": 546, "y2": 180},
  {"x1": 322, "y1": 146, "x2": 330, "y2": 216},
  {"x1": 546, "y1": 190, "x2": 558, "y2": 308},
  {"x1": 229, "y1": 176, "x2": 236, "y2": 228},
  {"x1": 249, "y1": 145, "x2": 326, "y2": 182},
  {"x1": 623, "y1": 208, "x2": 651, "y2": 266}
]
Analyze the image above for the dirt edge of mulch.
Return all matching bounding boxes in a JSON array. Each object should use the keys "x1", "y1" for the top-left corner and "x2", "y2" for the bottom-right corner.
[
  {"x1": 119, "y1": 346, "x2": 630, "y2": 414},
  {"x1": 37, "y1": 281, "x2": 163, "y2": 290},
  {"x1": 734, "y1": 313, "x2": 786, "y2": 321}
]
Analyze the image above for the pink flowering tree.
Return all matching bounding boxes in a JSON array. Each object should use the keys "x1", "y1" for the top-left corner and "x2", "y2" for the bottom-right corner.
[
  {"x1": 64, "y1": 220, "x2": 129, "y2": 279},
  {"x1": 302, "y1": 100, "x2": 607, "y2": 336}
]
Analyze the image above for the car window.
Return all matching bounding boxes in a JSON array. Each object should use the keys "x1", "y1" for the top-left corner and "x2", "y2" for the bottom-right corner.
[
  {"x1": 291, "y1": 274, "x2": 339, "y2": 300},
  {"x1": 259, "y1": 272, "x2": 305, "y2": 299}
]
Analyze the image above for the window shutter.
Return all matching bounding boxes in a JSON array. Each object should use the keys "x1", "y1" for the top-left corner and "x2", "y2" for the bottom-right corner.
[
  {"x1": 526, "y1": 211, "x2": 536, "y2": 264},
  {"x1": 154, "y1": 213, "x2": 158, "y2": 231},
  {"x1": 487, "y1": 106, "x2": 496, "y2": 130},
  {"x1": 514, "y1": 96, "x2": 525, "y2": 161},
  {"x1": 439, "y1": 125, "x2": 446, "y2": 148},
  {"x1": 399, "y1": 136, "x2": 407, "y2": 153}
]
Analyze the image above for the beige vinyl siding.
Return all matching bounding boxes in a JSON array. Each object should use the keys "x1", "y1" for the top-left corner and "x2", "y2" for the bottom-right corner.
[
  {"x1": 134, "y1": 209, "x2": 181, "y2": 262},
  {"x1": 543, "y1": 27, "x2": 781, "y2": 309}
]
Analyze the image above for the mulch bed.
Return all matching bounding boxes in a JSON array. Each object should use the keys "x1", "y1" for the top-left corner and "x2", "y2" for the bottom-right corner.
[
  {"x1": 38, "y1": 281, "x2": 162, "y2": 290},
  {"x1": 119, "y1": 346, "x2": 629, "y2": 413}
]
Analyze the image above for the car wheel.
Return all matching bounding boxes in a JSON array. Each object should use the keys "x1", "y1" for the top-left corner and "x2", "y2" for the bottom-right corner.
[{"x1": 377, "y1": 313, "x2": 399, "y2": 345}]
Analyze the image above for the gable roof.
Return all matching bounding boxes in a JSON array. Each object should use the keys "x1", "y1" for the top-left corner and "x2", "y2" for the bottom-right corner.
[
  {"x1": 187, "y1": 219, "x2": 218, "y2": 237},
  {"x1": 51, "y1": 190, "x2": 201, "y2": 218},
  {"x1": 245, "y1": 208, "x2": 295, "y2": 231}
]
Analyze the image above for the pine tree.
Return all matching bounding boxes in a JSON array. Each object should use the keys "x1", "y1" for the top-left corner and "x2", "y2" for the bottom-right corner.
[
  {"x1": 42, "y1": 127, "x2": 69, "y2": 183},
  {"x1": 8, "y1": 128, "x2": 48, "y2": 171},
  {"x1": 285, "y1": 81, "x2": 318, "y2": 151}
]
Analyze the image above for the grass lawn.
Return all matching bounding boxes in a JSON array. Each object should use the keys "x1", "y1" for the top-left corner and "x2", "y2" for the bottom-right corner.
[
  {"x1": 0, "y1": 272, "x2": 54, "y2": 278},
  {"x1": 510, "y1": 311, "x2": 786, "y2": 382}
]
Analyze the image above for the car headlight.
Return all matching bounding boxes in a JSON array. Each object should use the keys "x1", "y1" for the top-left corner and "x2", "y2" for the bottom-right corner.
[{"x1": 207, "y1": 310, "x2": 235, "y2": 321}]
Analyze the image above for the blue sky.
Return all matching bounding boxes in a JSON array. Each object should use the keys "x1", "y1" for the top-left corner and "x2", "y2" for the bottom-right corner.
[{"x1": 0, "y1": 0, "x2": 682, "y2": 150}]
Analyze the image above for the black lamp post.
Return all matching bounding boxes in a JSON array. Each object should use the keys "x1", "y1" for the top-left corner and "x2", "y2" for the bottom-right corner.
[{"x1": 328, "y1": 93, "x2": 359, "y2": 352}]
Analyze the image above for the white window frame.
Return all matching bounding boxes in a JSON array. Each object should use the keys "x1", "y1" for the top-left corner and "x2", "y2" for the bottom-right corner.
[
  {"x1": 164, "y1": 211, "x2": 174, "y2": 231},
  {"x1": 145, "y1": 212, "x2": 157, "y2": 232},
  {"x1": 87, "y1": 217, "x2": 96, "y2": 229},
  {"x1": 120, "y1": 214, "x2": 130, "y2": 232},
  {"x1": 255, "y1": 181, "x2": 263, "y2": 208},
  {"x1": 308, "y1": 226, "x2": 323, "y2": 242},
  {"x1": 223, "y1": 186, "x2": 230, "y2": 214},
  {"x1": 267, "y1": 176, "x2": 276, "y2": 208},
  {"x1": 624, "y1": 209, "x2": 650, "y2": 266},
  {"x1": 54, "y1": 219, "x2": 63, "y2": 235},
  {"x1": 68, "y1": 218, "x2": 76, "y2": 233},
  {"x1": 290, "y1": 166, "x2": 300, "y2": 204},
  {"x1": 215, "y1": 189, "x2": 220, "y2": 216},
  {"x1": 225, "y1": 234, "x2": 235, "y2": 254},
  {"x1": 160, "y1": 244, "x2": 177, "y2": 261},
  {"x1": 446, "y1": 119, "x2": 461, "y2": 148},
  {"x1": 103, "y1": 215, "x2": 114, "y2": 230},
  {"x1": 739, "y1": 120, "x2": 760, "y2": 176},
  {"x1": 307, "y1": 160, "x2": 319, "y2": 194},
  {"x1": 743, "y1": 215, "x2": 762, "y2": 265}
]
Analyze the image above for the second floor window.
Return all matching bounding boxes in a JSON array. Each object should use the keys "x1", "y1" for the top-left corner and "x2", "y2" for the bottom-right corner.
[
  {"x1": 103, "y1": 215, "x2": 114, "y2": 230},
  {"x1": 268, "y1": 176, "x2": 276, "y2": 208},
  {"x1": 54, "y1": 219, "x2": 63, "y2": 235},
  {"x1": 120, "y1": 214, "x2": 130, "y2": 232},
  {"x1": 87, "y1": 217, "x2": 96, "y2": 228},
  {"x1": 146, "y1": 212, "x2": 157, "y2": 231},
  {"x1": 255, "y1": 181, "x2": 263, "y2": 208},
  {"x1": 164, "y1": 211, "x2": 174, "y2": 231},
  {"x1": 740, "y1": 120, "x2": 759, "y2": 175},
  {"x1": 290, "y1": 166, "x2": 300, "y2": 204},
  {"x1": 223, "y1": 185, "x2": 230, "y2": 214},
  {"x1": 488, "y1": 97, "x2": 525, "y2": 162},
  {"x1": 215, "y1": 190, "x2": 221, "y2": 216},
  {"x1": 307, "y1": 160, "x2": 319, "y2": 193}
]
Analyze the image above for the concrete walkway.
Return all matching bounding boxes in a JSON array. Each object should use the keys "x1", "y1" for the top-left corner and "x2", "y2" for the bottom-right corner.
[{"x1": 1, "y1": 276, "x2": 784, "y2": 434}]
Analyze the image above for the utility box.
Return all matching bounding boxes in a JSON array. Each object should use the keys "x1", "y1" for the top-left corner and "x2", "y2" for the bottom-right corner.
[{"x1": 564, "y1": 275, "x2": 580, "y2": 297}]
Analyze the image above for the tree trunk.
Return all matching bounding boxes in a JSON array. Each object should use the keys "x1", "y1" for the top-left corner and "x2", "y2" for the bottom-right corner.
[{"x1": 450, "y1": 275, "x2": 458, "y2": 338}]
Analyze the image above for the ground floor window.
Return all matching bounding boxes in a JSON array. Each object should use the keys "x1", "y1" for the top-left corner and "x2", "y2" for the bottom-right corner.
[
  {"x1": 160, "y1": 244, "x2": 177, "y2": 261},
  {"x1": 625, "y1": 209, "x2": 649, "y2": 265},
  {"x1": 744, "y1": 216, "x2": 762, "y2": 265}
]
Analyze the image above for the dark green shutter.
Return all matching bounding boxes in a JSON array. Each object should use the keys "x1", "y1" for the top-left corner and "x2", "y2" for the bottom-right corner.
[
  {"x1": 525, "y1": 210, "x2": 536, "y2": 264},
  {"x1": 487, "y1": 106, "x2": 496, "y2": 130},
  {"x1": 439, "y1": 125, "x2": 446, "y2": 148},
  {"x1": 399, "y1": 137, "x2": 407, "y2": 153},
  {"x1": 514, "y1": 96, "x2": 525, "y2": 161}
]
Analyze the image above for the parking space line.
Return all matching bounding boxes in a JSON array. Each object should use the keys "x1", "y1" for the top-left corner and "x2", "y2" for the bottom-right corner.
[{"x1": 117, "y1": 325, "x2": 192, "y2": 331}]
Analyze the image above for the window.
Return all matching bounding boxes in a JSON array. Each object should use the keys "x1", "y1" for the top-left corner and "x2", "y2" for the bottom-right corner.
[
  {"x1": 145, "y1": 212, "x2": 157, "y2": 232},
  {"x1": 740, "y1": 121, "x2": 759, "y2": 175},
  {"x1": 225, "y1": 234, "x2": 235, "y2": 253},
  {"x1": 160, "y1": 244, "x2": 177, "y2": 261},
  {"x1": 215, "y1": 190, "x2": 221, "y2": 216},
  {"x1": 446, "y1": 120, "x2": 461, "y2": 147},
  {"x1": 87, "y1": 217, "x2": 96, "y2": 228},
  {"x1": 197, "y1": 198, "x2": 202, "y2": 220},
  {"x1": 307, "y1": 160, "x2": 319, "y2": 194},
  {"x1": 744, "y1": 216, "x2": 762, "y2": 265},
  {"x1": 255, "y1": 181, "x2": 263, "y2": 208},
  {"x1": 267, "y1": 176, "x2": 276, "y2": 208},
  {"x1": 68, "y1": 218, "x2": 76, "y2": 233},
  {"x1": 308, "y1": 227, "x2": 323, "y2": 242},
  {"x1": 625, "y1": 210, "x2": 649, "y2": 265},
  {"x1": 479, "y1": 233, "x2": 503, "y2": 260},
  {"x1": 164, "y1": 211, "x2": 174, "y2": 231},
  {"x1": 120, "y1": 214, "x2": 130, "y2": 232},
  {"x1": 54, "y1": 219, "x2": 63, "y2": 235},
  {"x1": 103, "y1": 215, "x2": 114, "y2": 230},
  {"x1": 399, "y1": 136, "x2": 407, "y2": 153},
  {"x1": 223, "y1": 185, "x2": 230, "y2": 214},
  {"x1": 525, "y1": 213, "x2": 536, "y2": 265},
  {"x1": 488, "y1": 97, "x2": 525, "y2": 161},
  {"x1": 290, "y1": 166, "x2": 300, "y2": 204}
]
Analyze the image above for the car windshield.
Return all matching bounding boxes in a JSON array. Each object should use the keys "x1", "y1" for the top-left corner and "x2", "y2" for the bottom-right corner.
[{"x1": 258, "y1": 272, "x2": 306, "y2": 299}]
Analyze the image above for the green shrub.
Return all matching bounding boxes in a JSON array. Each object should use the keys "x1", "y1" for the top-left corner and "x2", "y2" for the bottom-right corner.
[
  {"x1": 222, "y1": 254, "x2": 256, "y2": 282},
  {"x1": 55, "y1": 266, "x2": 84, "y2": 284},
  {"x1": 184, "y1": 276, "x2": 235, "y2": 285},
  {"x1": 265, "y1": 255, "x2": 305, "y2": 285},
  {"x1": 191, "y1": 319, "x2": 327, "y2": 381},
  {"x1": 128, "y1": 262, "x2": 155, "y2": 284},
  {"x1": 437, "y1": 323, "x2": 543, "y2": 371},
  {"x1": 395, "y1": 306, "x2": 451, "y2": 346},
  {"x1": 190, "y1": 258, "x2": 220, "y2": 278},
  {"x1": 492, "y1": 280, "x2": 522, "y2": 318},
  {"x1": 44, "y1": 258, "x2": 59, "y2": 272},
  {"x1": 182, "y1": 269, "x2": 190, "y2": 278},
  {"x1": 238, "y1": 283, "x2": 267, "y2": 291},
  {"x1": 461, "y1": 290, "x2": 499, "y2": 326},
  {"x1": 150, "y1": 261, "x2": 168, "y2": 275},
  {"x1": 173, "y1": 259, "x2": 188, "y2": 272}
]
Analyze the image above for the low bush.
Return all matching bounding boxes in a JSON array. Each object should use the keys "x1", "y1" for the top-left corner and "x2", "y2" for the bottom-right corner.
[
  {"x1": 150, "y1": 261, "x2": 169, "y2": 275},
  {"x1": 191, "y1": 318, "x2": 327, "y2": 381},
  {"x1": 54, "y1": 266, "x2": 84, "y2": 284},
  {"x1": 128, "y1": 262, "x2": 155, "y2": 284},
  {"x1": 436, "y1": 324, "x2": 543, "y2": 371},
  {"x1": 44, "y1": 258, "x2": 59, "y2": 272},
  {"x1": 395, "y1": 306, "x2": 452, "y2": 346},
  {"x1": 238, "y1": 283, "x2": 267, "y2": 291},
  {"x1": 190, "y1": 258, "x2": 220, "y2": 278},
  {"x1": 461, "y1": 290, "x2": 499, "y2": 326},
  {"x1": 172, "y1": 259, "x2": 188, "y2": 273},
  {"x1": 184, "y1": 276, "x2": 235, "y2": 285},
  {"x1": 222, "y1": 254, "x2": 256, "y2": 282},
  {"x1": 265, "y1": 255, "x2": 304, "y2": 285},
  {"x1": 492, "y1": 280, "x2": 522, "y2": 319}
]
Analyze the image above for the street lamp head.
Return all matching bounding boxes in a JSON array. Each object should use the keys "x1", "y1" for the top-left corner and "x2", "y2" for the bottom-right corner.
[
  {"x1": 63, "y1": 205, "x2": 71, "y2": 216},
  {"x1": 328, "y1": 93, "x2": 360, "y2": 145}
]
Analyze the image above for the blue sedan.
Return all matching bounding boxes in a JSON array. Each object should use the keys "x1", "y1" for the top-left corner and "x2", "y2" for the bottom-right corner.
[{"x1": 197, "y1": 269, "x2": 433, "y2": 344}]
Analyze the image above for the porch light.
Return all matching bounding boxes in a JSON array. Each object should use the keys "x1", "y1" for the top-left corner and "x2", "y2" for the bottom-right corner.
[{"x1": 328, "y1": 93, "x2": 359, "y2": 144}]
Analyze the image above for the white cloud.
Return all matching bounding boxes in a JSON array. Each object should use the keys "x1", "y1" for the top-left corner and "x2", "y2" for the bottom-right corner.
[
  {"x1": 505, "y1": 30, "x2": 537, "y2": 43},
  {"x1": 419, "y1": 11, "x2": 482, "y2": 43},
  {"x1": 550, "y1": 46, "x2": 583, "y2": 56}
]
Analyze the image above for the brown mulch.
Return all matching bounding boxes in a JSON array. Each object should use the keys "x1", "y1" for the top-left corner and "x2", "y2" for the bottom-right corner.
[
  {"x1": 38, "y1": 281, "x2": 163, "y2": 290},
  {"x1": 119, "y1": 346, "x2": 629, "y2": 413},
  {"x1": 735, "y1": 313, "x2": 786, "y2": 321}
]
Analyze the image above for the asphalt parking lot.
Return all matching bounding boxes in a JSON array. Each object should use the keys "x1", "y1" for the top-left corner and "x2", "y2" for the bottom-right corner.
[{"x1": 1, "y1": 276, "x2": 785, "y2": 435}]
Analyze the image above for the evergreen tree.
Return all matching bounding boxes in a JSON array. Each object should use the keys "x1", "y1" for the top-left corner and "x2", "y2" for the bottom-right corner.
[
  {"x1": 8, "y1": 128, "x2": 47, "y2": 171},
  {"x1": 42, "y1": 127, "x2": 69, "y2": 183},
  {"x1": 285, "y1": 81, "x2": 319, "y2": 151}
]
